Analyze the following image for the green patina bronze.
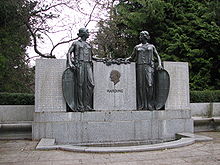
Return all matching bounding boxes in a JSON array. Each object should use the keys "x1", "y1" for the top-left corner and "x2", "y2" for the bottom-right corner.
[
  {"x1": 63, "y1": 28, "x2": 94, "y2": 112},
  {"x1": 154, "y1": 69, "x2": 170, "y2": 110},
  {"x1": 127, "y1": 31, "x2": 169, "y2": 110},
  {"x1": 63, "y1": 29, "x2": 169, "y2": 111}
]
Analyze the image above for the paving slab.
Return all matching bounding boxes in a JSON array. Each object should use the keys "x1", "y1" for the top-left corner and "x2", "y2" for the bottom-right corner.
[
  {"x1": 35, "y1": 132, "x2": 213, "y2": 153},
  {"x1": 0, "y1": 132, "x2": 219, "y2": 165}
]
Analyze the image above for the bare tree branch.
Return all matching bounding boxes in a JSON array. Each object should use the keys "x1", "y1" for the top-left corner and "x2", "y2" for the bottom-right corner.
[
  {"x1": 50, "y1": 37, "x2": 79, "y2": 56},
  {"x1": 31, "y1": 2, "x2": 67, "y2": 15},
  {"x1": 49, "y1": 1, "x2": 100, "y2": 56},
  {"x1": 25, "y1": 0, "x2": 110, "y2": 59},
  {"x1": 85, "y1": 3, "x2": 98, "y2": 27},
  {"x1": 27, "y1": 55, "x2": 40, "y2": 60},
  {"x1": 26, "y1": 22, "x2": 56, "y2": 58},
  {"x1": 42, "y1": 31, "x2": 55, "y2": 47}
]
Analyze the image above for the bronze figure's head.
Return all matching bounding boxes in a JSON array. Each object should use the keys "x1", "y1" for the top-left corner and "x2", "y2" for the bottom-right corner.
[
  {"x1": 77, "y1": 28, "x2": 89, "y2": 40},
  {"x1": 139, "y1": 31, "x2": 150, "y2": 43},
  {"x1": 110, "y1": 70, "x2": 121, "y2": 85}
]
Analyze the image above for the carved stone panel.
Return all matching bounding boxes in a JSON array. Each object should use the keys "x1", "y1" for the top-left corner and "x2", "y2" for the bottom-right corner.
[
  {"x1": 164, "y1": 62, "x2": 190, "y2": 110},
  {"x1": 93, "y1": 62, "x2": 136, "y2": 110},
  {"x1": 35, "y1": 59, "x2": 66, "y2": 112}
]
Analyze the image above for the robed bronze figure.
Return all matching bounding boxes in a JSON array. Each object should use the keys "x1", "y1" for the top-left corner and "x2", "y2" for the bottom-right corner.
[
  {"x1": 63, "y1": 28, "x2": 94, "y2": 111},
  {"x1": 63, "y1": 29, "x2": 169, "y2": 111},
  {"x1": 127, "y1": 31, "x2": 168, "y2": 110}
]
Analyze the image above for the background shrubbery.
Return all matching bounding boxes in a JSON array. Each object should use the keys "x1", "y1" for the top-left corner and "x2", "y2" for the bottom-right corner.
[
  {"x1": 0, "y1": 91, "x2": 219, "y2": 105},
  {"x1": 0, "y1": 92, "x2": 34, "y2": 105},
  {"x1": 94, "y1": 0, "x2": 220, "y2": 91},
  {"x1": 190, "y1": 90, "x2": 220, "y2": 103}
]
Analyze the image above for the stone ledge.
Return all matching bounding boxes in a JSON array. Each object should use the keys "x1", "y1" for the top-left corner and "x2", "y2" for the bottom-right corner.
[
  {"x1": 176, "y1": 132, "x2": 213, "y2": 142},
  {"x1": 191, "y1": 102, "x2": 220, "y2": 117},
  {"x1": 192, "y1": 117, "x2": 218, "y2": 132},
  {"x1": 33, "y1": 117, "x2": 193, "y2": 144},
  {"x1": 36, "y1": 138, "x2": 55, "y2": 150},
  {"x1": 34, "y1": 110, "x2": 192, "y2": 123},
  {"x1": 35, "y1": 132, "x2": 212, "y2": 153},
  {"x1": 0, "y1": 105, "x2": 34, "y2": 122},
  {"x1": 0, "y1": 122, "x2": 32, "y2": 140},
  {"x1": 193, "y1": 117, "x2": 213, "y2": 124},
  {"x1": 36, "y1": 137, "x2": 195, "y2": 152},
  {"x1": 0, "y1": 122, "x2": 32, "y2": 131},
  {"x1": 213, "y1": 117, "x2": 220, "y2": 123},
  {"x1": 0, "y1": 132, "x2": 32, "y2": 140}
]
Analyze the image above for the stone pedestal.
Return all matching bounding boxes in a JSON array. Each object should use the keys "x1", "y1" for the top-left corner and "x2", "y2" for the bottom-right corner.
[
  {"x1": 93, "y1": 62, "x2": 136, "y2": 110},
  {"x1": 33, "y1": 110, "x2": 193, "y2": 144},
  {"x1": 33, "y1": 60, "x2": 193, "y2": 144}
]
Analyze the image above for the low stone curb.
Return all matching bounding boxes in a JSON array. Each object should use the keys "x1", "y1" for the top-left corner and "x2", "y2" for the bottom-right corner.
[
  {"x1": 0, "y1": 122, "x2": 32, "y2": 140},
  {"x1": 0, "y1": 122, "x2": 32, "y2": 131},
  {"x1": 193, "y1": 117, "x2": 220, "y2": 132},
  {"x1": 0, "y1": 132, "x2": 32, "y2": 140},
  {"x1": 36, "y1": 132, "x2": 212, "y2": 153},
  {"x1": 176, "y1": 132, "x2": 213, "y2": 142}
]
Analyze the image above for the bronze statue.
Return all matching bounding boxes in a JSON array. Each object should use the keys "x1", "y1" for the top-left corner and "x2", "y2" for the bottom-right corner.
[
  {"x1": 63, "y1": 28, "x2": 94, "y2": 111},
  {"x1": 62, "y1": 29, "x2": 169, "y2": 111},
  {"x1": 127, "y1": 31, "x2": 163, "y2": 110}
]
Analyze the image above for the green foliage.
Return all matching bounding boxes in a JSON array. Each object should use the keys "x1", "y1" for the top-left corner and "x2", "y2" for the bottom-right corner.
[
  {"x1": 0, "y1": 92, "x2": 34, "y2": 105},
  {"x1": 190, "y1": 90, "x2": 220, "y2": 103},
  {"x1": 95, "y1": 0, "x2": 220, "y2": 90},
  {"x1": 0, "y1": 0, "x2": 35, "y2": 93},
  {"x1": 92, "y1": 20, "x2": 130, "y2": 58}
]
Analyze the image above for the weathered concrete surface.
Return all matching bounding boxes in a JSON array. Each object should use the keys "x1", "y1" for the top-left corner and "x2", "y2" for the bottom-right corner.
[
  {"x1": 35, "y1": 59, "x2": 66, "y2": 112},
  {"x1": 35, "y1": 133, "x2": 212, "y2": 152},
  {"x1": 0, "y1": 105, "x2": 33, "y2": 140},
  {"x1": 0, "y1": 132, "x2": 219, "y2": 165},
  {"x1": 32, "y1": 110, "x2": 193, "y2": 144},
  {"x1": 213, "y1": 103, "x2": 220, "y2": 117},
  {"x1": 164, "y1": 62, "x2": 190, "y2": 110},
  {"x1": 191, "y1": 103, "x2": 220, "y2": 117},
  {"x1": 36, "y1": 138, "x2": 196, "y2": 152},
  {"x1": 0, "y1": 105, "x2": 34, "y2": 122},
  {"x1": 191, "y1": 103, "x2": 211, "y2": 117},
  {"x1": 191, "y1": 103, "x2": 220, "y2": 132}
]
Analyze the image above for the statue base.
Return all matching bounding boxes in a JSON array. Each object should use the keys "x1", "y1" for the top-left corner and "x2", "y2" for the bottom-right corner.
[
  {"x1": 33, "y1": 110, "x2": 193, "y2": 144},
  {"x1": 33, "y1": 59, "x2": 193, "y2": 145}
]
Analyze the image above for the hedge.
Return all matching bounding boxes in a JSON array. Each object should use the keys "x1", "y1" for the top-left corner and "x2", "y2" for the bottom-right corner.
[
  {"x1": 0, "y1": 93, "x2": 34, "y2": 105},
  {"x1": 190, "y1": 90, "x2": 220, "y2": 103},
  {"x1": 0, "y1": 90, "x2": 219, "y2": 105}
]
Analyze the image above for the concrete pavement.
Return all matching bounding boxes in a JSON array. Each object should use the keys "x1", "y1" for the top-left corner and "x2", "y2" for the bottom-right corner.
[{"x1": 0, "y1": 132, "x2": 219, "y2": 165}]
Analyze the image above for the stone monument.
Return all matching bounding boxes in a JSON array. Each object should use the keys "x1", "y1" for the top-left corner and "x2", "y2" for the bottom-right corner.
[{"x1": 32, "y1": 28, "x2": 193, "y2": 145}]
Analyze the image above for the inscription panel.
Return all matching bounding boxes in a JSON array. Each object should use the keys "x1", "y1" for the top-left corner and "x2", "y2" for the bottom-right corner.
[
  {"x1": 93, "y1": 62, "x2": 136, "y2": 110},
  {"x1": 164, "y1": 62, "x2": 190, "y2": 110},
  {"x1": 35, "y1": 59, "x2": 66, "y2": 112}
]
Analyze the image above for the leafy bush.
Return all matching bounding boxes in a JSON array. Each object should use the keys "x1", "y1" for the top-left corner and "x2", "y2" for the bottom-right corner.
[
  {"x1": 0, "y1": 93, "x2": 34, "y2": 105},
  {"x1": 1, "y1": 91, "x2": 219, "y2": 105},
  {"x1": 190, "y1": 90, "x2": 220, "y2": 103}
]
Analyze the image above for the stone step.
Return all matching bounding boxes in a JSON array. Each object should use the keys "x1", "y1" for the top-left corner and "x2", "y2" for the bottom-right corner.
[
  {"x1": 0, "y1": 122, "x2": 32, "y2": 131},
  {"x1": 192, "y1": 117, "x2": 220, "y2": 132},
  {"x1": 0, "y1": 132, "x2": 32, "y2": 140},
  {"x1": 0, "y1": 122, "x2": 32, "y2": 140}
]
